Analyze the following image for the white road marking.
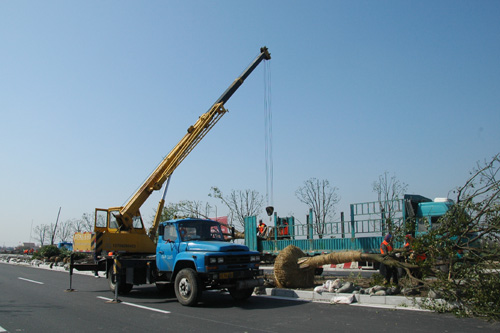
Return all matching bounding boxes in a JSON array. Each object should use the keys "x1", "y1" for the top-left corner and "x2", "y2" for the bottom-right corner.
[
  {"x1": 350, "y1": 303, "x2": 431, "y2": 312},
  {"x1": 18, "y1": 277, "x2": 44, "y2": 285},
  {"x1": 0, "y1": 324, "x2": 8, "y2": 332},
  {"x1": 97, "y1": 296, "x2": 171, "y2": 314}
]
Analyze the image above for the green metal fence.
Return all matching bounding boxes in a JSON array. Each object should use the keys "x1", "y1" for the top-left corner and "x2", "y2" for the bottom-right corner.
[{"x1": 244, "y1": 199, "x2": 405, "y2": 256}]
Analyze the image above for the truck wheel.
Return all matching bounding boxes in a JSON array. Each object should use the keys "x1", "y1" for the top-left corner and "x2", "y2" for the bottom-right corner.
[
  {"x1": 108, "y1": 266, "x2": 133, "y2": 295},
  {"x1": 174, "y1": 268, "x2": 201, "y2": 306},
  {"x1": 229, "y1": 287, "x2": 254, "y2": 301}
]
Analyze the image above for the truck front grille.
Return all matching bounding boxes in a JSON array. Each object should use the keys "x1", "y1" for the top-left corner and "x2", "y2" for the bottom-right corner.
[{"x1": 225, "y1": 255, "x2": 250, "y2": 264}]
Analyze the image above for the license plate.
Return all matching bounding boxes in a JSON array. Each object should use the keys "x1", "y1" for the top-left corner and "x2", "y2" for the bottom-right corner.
[{"x1": 220, "y1": 272, "x2": 234, "y2": 279}]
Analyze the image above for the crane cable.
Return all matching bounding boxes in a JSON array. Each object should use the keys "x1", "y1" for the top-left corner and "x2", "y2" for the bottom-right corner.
[{"x1": 264, "y1": 60, "x2": 274, "y2": 215}]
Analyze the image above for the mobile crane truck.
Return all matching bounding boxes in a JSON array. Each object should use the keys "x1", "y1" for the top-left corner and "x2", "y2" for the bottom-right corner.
[{"x1": 72, "y1": 47, "x2": 271, "y2": 306}]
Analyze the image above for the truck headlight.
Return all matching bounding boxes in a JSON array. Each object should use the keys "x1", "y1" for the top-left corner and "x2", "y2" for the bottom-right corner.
[
  {"x1": 250, "y1": 255, "x2": 260, "y2": 262},
  {"x1": 209, "y1": 257, "x2": 224, "y2": 264}
]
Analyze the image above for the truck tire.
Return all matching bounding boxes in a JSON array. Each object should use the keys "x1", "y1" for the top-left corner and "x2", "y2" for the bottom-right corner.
[
  {"x1": 174, "y1": 268, "x2": 202, "y2": 306},
  {"x1": 229, "y1": 287, "x2": 254, "y2": 301},
  {"x1": 108, "y1": 266, "x2": 133, "y2": 295}
]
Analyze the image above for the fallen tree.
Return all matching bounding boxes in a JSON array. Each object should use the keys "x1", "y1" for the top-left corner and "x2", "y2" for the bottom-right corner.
[
  {"x1": 273, "y1": 245, "x2": 417, "y2": 289},
  {"x1": 415, "y1": 153, "x2": 500, "y2": 319},
  {"x1": 273, "y1": 153, "x2": 500, "y2": 320}
]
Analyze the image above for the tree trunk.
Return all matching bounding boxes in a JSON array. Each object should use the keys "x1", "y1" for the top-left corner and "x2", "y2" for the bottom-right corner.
[{"x1": 273, "y1": 245, "x2": 417, "y2": 289}]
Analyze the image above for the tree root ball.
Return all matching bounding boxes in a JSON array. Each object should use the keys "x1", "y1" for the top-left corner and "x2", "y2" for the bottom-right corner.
[{"x1": 274, "y1": 245, "x2": 315, "y2": 289}]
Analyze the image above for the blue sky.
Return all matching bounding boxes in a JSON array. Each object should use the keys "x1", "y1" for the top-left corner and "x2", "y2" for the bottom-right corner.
[{"x1": 1, "y1": 1, "x2": 499, "y2": 247}]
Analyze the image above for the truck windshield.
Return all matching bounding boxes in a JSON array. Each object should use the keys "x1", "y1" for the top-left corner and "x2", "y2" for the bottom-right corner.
[
  {"x1": 430, "y1": 216, "x2": 441, "y2": 229},
  {"x1": 178, "y1": 221, "x2": 225, "y2": 241},
  {"x1": 417, "y1": 216, "x2": 443, "y2": 233}
]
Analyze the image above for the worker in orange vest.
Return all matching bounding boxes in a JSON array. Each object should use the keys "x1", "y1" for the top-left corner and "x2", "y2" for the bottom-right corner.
[
  {"x1": 380, "y1": 233, "x2": 393, "y2": 254},
  {"x1": 404, "y1": 234, "x2": 427, "y2": 262},
  {"x1": 278, "y1": 219, "x2": 289, "y2": 237},
  {"x1": 257, "y1": 220, "x2": 267, "y2": 237},
  {"x1": 282, "y1": 220, "x2": 289, "y2": 237},
  {"x1": 403, "y1": 234, "x2": 412, "y2": 251},
  {"x1": 380, "y1": 234, "x2": 398, "y2": 285},
  {"x1": 403, "y1": 234, "x2": 425, "y2": 285}
]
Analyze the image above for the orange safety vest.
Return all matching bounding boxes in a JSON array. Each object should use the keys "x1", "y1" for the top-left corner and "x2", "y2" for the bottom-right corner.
[
  {"x1": 278, "y1": 222, "x2": 288, "y2": 236},
  {"x1": 258, "y1": 224, "x2": 266, "y2": 233},
  {"x1": 380, "y1": 240, "x2": 393, "y2": 254},
  {"x1": 404, "y1": 241, "x2": 427, "y2": 262},
  {"x1": 416, "y1": 253, "x2": 427, "y2": 262}
]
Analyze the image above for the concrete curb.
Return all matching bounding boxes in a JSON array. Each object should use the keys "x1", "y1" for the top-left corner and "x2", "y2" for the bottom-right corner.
[{"x1": 257, "y1": 288, "x2": 429, "y2": 311}]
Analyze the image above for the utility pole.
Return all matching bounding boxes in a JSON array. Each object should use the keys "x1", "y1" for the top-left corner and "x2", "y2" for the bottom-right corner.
[
  {"x1": 29, "y1": 219, "x2": 33, "y2": 243},
  {"x1": 51, "y1": 207, "x2": 61, "y2": 245}
]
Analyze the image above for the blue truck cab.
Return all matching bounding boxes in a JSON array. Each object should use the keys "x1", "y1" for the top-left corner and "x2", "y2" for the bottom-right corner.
[
  {"x1": 58, "y1": 241, "x2": 73, "y2": 251},
  {"x1": 411, "y1": 197, "x2": 454, "y2": 237},
  {"x1": 403, "y1": 194, "x2": 453, "y2": 236},
  {"x1": 404, "y1": 194, "x2": 478, "y2": 251},
  {"x1": 156, "y1": 218, "x2": 263, "y2": 306}
]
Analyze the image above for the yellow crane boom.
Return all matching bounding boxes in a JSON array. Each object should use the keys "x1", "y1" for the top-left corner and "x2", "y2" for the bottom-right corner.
[{"x1": 92, "y1": 47, "x2": 271, "y2": 254}]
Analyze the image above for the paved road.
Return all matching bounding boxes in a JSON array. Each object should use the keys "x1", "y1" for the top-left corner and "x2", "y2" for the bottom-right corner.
[{"x1": 0, "y1": 262, "x2": 498, "y2": 333}]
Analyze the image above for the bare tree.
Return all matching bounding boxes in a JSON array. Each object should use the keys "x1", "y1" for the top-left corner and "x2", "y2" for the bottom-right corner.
[
  {"x1": 149, "y1": 200, "x2": 213, "y2": 230},
  {"x1": 33, "y1": 224, "x2": 49, "y2": 246},
  {"x1": 80, "y1": 212, "x2": 95, "y2": 232},
  {"x1": 47, "y1": 223, "x2": 58, "y2": 246},
  {"x1": 73, "y1": 215, "x2": 92, "y2": 233},
  {"x1": 158, "y1": 202, "x2": 182, "y2": 221},
  {"x1": 177, "y1": 200, "x2": 212, "y2": 219},
  {"x1": 57, "y1": 219, "x2": 75, "y2": 242},
  {"x1": 372, "y1": 171, "x2": 408, "y2": 234},
  {"x1": 210, "y1": 187, "x2": 264, "y2": 229},
  {"x1": 295, "y1": 178, "x2": 340, "y2": 238},
  {"x1": 50, "y1": 207, "x2": 62, "y2": 246}
]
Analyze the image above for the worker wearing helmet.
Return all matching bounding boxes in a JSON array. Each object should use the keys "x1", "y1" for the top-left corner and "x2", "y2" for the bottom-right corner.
[{"x1": 380, "y1": 234, "x2": 398, "y2": 285}]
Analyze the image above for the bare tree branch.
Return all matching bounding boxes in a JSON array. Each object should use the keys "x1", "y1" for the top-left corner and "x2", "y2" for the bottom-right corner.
[
  {"x1": 210, "y1": 187, "x2": 264, "y2": 229},
  {"x1": 295, "y1": 178, "x2": 340, "y2": 238},
  {"x1": 372, "y1": 171, "x2": 408, "y2": 233}
]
